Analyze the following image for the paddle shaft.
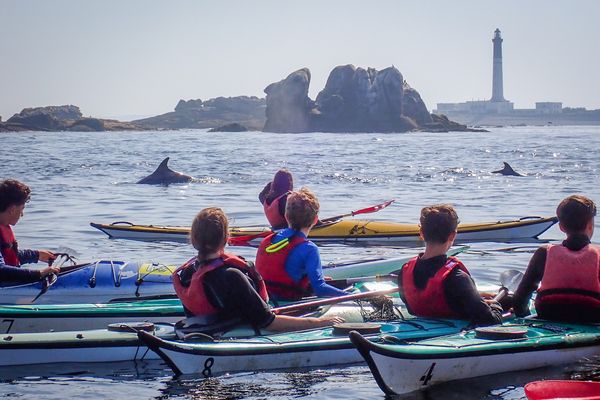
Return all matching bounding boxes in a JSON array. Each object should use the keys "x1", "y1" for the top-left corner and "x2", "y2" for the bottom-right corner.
[
  {"x1": 272, "y1": 287, "x2": 399, "y2": 315},
  {"x1": 328, "y1": 274, "x2": 398, "y2": 288}
]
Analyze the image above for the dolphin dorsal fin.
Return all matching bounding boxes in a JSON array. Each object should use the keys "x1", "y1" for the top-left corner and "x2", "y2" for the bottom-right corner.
[{"x1": 150, "y1": 157, "x2": 173, "y2": 174}]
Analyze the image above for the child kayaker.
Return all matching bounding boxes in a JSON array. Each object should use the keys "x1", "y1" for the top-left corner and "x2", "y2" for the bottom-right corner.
[
  {"x1": 513, "y1": 195, "x2": 599, "y2": 323},
  {"x1": 258, "y1": 168, "x2": 293, "y2": 229},
  {"x1": 398, "y1": 204, "x2": 503, "y2": 326},
  {"x1": 255, "y1": 188, "x2": 348, "y2": 301},
  {"x1": 0, "y1": 179, "x2": 59, "y2": 285},
  {"x1": 172, "y1": 207, "x2": 344, "y2": 332}
]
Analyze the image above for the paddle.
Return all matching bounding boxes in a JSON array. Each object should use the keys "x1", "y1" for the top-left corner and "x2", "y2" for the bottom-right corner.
[
  {"x1": 226, "y1": 199, "x2": 395, "y2": 246},
  {"x1": 272, "y1": 287, "x2": 399, "y2": 315},
  {"x1": 319, "y1": 199, "x2": 395, "y2": 224}
]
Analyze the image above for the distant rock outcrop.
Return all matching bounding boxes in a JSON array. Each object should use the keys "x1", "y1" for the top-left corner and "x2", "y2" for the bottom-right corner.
[
  {"x1": 135, "y1": 96, "x2": 266, "y2": 131},
  {"x1": 0, "y1": 105, "x2": 143, "y2": 132},
  {"x1": 263, "y1": 65, "x2": 482, "y2": 133},
  {"x1": 208, "y1": 123, "x2": 249, "y2": 132}
]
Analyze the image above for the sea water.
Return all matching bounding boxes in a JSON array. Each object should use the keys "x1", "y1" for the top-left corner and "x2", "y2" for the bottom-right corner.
[{"x1": 0, "y1": 125, "x2": 599, "y2": 399}]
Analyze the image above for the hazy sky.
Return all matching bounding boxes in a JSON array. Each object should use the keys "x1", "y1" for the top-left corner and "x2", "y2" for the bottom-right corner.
[{"x1": 1, "y1": 1, "x2": 598, "y2": 120}]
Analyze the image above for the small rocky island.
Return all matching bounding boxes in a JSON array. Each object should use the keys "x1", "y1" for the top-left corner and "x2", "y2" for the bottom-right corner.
[
  {"x1": 1, "y1": 65, "x2": 479, "y2": 133},
  {"x1": 0, "y1": 105, "x2": 143, "y2": 132}
]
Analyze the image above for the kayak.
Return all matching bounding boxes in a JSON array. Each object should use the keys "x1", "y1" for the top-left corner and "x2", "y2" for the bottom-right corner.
[
  {"x1": 0, "y1": 298, "x2": 184, "y2": 334},
  {"x1": 350, "y1": 319, "x2": 600, "y2": 396},
  {"x1": 0, "y1": 279, "x2": 397, "y2": 333},
  {"x1": 137, "y1": 314, "x2": 470, "y2": 376},
  {"x1": 0, "y1": 299, "x2": 403, "y2": 367},
  {"x1": 90, "y1": 216, "x2": 557, "y2": 244},
  {"x1": 524, "y1": 380, "x2": 600, "y2": 400},
  {"x1": 0, "y1": 322, "x2": 176, "y2": 367},
  {"x1": 0, "y1": 247, "x2": 466, "y2": 305},
  {"x1": 0, "y1": 260, "x2": 177, "y2": 305}
]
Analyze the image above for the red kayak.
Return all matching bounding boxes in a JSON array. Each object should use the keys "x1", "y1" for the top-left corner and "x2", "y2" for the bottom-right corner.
[{"x1": 525, "y1": 380, "x2": 600, "y2": 400}]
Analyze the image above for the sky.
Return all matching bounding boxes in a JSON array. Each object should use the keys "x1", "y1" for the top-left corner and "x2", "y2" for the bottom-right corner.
[{"x1": 1, "y1": 0, "x2": 599, "y2": 120}]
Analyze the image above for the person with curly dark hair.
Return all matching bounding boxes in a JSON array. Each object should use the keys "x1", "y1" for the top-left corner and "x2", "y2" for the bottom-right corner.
[{"x1": 0, "y1": 179, "x2": 58, "y2": 285}]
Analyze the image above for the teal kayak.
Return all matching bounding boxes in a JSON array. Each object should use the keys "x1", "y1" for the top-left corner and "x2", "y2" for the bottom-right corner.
[
  {"x1": 350, "y1": 318, "x2": 600, "y2": 396},
  {"x1": 0, "y1": 298, "x2": 184, "y2": 334},
  {"x1": 138, "y1": 313, "x2": 471, "y2": 376},
  {"x1": 0, "y1": 281, "x2": 397, "y2": 333}
]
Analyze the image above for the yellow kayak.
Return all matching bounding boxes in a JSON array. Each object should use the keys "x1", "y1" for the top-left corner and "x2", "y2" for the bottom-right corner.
[{"x1": 91, "y1": 216, "x2": 557, "y2": 244}]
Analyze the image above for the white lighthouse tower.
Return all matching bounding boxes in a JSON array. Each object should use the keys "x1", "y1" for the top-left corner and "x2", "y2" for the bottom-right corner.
[{"x1": 491, "y1": 28, "x2": 506, "y2": 102}]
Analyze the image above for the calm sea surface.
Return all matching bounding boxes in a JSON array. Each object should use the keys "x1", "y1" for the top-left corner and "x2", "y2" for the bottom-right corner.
[{"x1": 1, "y1": 126, "x2": 599, "y2": 399}]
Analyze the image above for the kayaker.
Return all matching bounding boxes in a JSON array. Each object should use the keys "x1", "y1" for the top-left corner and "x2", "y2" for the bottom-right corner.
[
  {"x1": 398, "y1": 204, "x2": 503, "y2": 326},
  {"x1": 255, "y1": 188, "x2": 348, "y2": 301},
  {"x1": 513, "y1": 195, "x2": 600, "y2": 323},
  {"x1": 258, "y1": 168, "x2": 293, "y2": 229},
  {"x1": 0, "y1": 179, "x2": 59, "y2": 285},
  {"x1": 172, "y1": 207, "x2": 344, "y2": 332}
]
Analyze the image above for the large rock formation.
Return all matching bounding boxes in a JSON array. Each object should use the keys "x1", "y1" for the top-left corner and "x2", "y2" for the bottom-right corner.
[
  {"x1": 135, "y1": 96, "x2": 266, "y2": 131},
  {"x1": 263, "y1": 65, "x2": 478, "y2": 133},
  {"x1": 0, "y1": 105, "x2": 143, "y2": 132},
  {"x1": 263, "y1": 68, "x2": 314, "y2": 133}
]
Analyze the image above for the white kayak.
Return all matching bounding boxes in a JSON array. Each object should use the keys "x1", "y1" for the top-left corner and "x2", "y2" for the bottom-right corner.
[
  {"x1": 0, "y1": 299, "x2": 399, "y2": 367},
  {"x1": 350, "y1": 318, "x2": 600, "y2": 396}
]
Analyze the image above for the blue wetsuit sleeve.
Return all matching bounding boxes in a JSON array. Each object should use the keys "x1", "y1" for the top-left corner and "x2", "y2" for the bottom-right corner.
[{"x1": 287, "y1": 241, "x2": 347, "y2": 297}]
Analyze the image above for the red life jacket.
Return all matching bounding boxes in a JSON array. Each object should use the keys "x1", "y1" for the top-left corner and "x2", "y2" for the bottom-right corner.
[
  {"x1": 172, "y1": 253, "x2": 269, "y2": 318},
  {"x1": 400, "y1": 255, "x2": 470, "y2": 318},
  {"x1": 255, "y1": 232, "x2": 311, "y2": 300},
  {"x1": 536, "y1": 244, "x2": 600, "y2": 311},
  {"x1": 0, "y1": 225, "x2": 19, "y2": 267},
  {"x1": 263, "y1": 192, "x2": 289, "y2": 229}
]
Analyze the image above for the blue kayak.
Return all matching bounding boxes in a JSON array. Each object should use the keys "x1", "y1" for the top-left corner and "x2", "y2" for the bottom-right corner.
[{"x1": 0, "y1": 260, "x2": 176, "y2": 304}]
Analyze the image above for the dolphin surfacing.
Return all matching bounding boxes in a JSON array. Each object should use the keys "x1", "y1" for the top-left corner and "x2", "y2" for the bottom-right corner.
[
  {"x1": 137, "y1": 157, "x2": 194, "y2": 185},
  {"x1": 492, "y1": 162, "x2": 524, "y2": 177}
]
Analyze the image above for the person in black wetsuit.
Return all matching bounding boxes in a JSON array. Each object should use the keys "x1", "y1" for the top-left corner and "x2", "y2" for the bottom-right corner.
[
  {"x1": 258, "y1": 168, "x2": 293, "y2": 229},
  {"x1": 0, "y1": 179, "x2": 58, "y2": 286},
  {"x1": 172, "y1": 207, "x2": 344, "y2": 332},
  {"x1": 398, "y1": 204, "x2": 502, "y2": 327},
  {"x1": 512, "y1": 195, "x2": 599, "y2": 323}
]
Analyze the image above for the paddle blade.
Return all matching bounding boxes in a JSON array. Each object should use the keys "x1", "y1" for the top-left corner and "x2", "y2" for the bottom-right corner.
[
  {"x1": 499, "y1": 270, "x2": 524, "y2": 293},
  {"x1": 227, "y1": 231, "x2": 271, "y2": 246},
  {"x1": 352, "y1": 199, "x2": 395, "y2": 216}
]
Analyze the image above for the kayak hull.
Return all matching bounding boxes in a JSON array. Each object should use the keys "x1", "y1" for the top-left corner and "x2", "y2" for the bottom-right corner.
[
  {"x1": 350, "y1": 319, "x2": 600, "y2": 396},
  {"x1": 91, "y1": 216, "x2": 557, "y2": 244}
]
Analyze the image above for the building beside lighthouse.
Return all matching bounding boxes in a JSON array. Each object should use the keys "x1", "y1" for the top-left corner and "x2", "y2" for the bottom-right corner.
[{"x1": 434, "y1": 29, "x2": 565, "y2": 123}]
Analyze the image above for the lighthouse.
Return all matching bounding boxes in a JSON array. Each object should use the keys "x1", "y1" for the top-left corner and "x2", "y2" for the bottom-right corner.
[{"x1": 490, "y1": 28, "x2": 506, "y2": 102}]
